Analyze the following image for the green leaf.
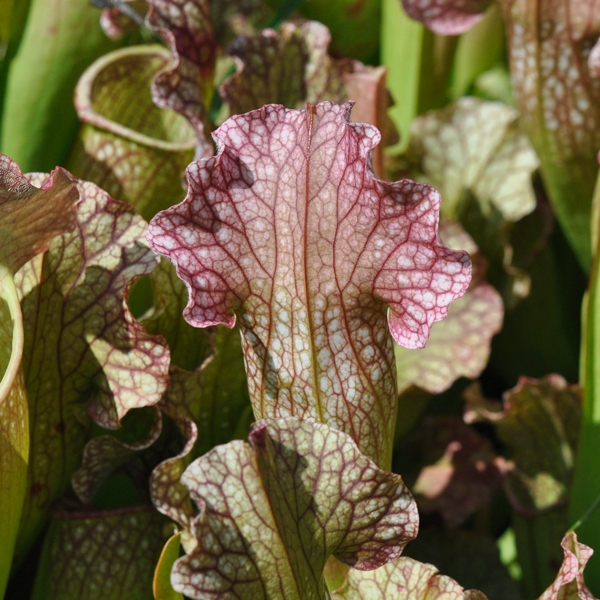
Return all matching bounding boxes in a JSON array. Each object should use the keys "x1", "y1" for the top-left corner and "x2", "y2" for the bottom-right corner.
[
  {"x1": 221, "y1": 20, "x2": 368, "y2": 114},
  {"x1": 0, "y1": 0, "x2": 14, "y2": 42},
  {"x1": 71, "y1": 0, "x2": 223, "y2": 208},
  {"x1": 0, "y1": 0, "x2": 32, "y2": 126},
  {"x1": 450, "y1": 6, "x2": 505, "y2": 99},
  {"x1": 159, "y1": 326, "x2": 249, "y2": 458},
  {"x1": 14, "y1": 179, "x2": 170, "y2": 561},
  {"x1": 391, "y1": 96, "x2": 539, "y2": 306},
  {"x1": 74, "y1": 321, "x2": 250, "y2": 514},
  {"x1": 142, "y1": 255, "x2": 250, "y2": 529},
  {"x1": 143, "y1": 257, "x2": 212, "y2": 372},
  {"x1": 154, "y1": 532, "x2": 184, "y2": 600},
  {"x1": 31, "y1": 506, "x2": 168, "y2": 600},
  {"x1": 503, "y1": 0, "x2": 600, "y2": 272},
  {"x1": 381, "y1": 0, "x2": 424, "y2": 149},
  {"x1": 0, "y1": 0, "x2": 119, "y2": 172},
  {"x1": 465, "y1": 376, "x2": 581, "y2": 515},
  {"x1": 71, "y1": 406, "x2": 163, "y2": 505},
  {"x1": 570, "y1": 162, "x2": 600, "y2": 593},
  {"x1": 406, "y1": 97, "x2": 538, "y2": 223},
  {"x1": 0, "y1": 264, "x2": 29, "y2": 598},
  {"x1": 73, "y1": 259, "x2": 249, "y2": 515},
  {"x1": 167, "y1": 418, "x2": 418, "y2": 600},
  {"x1": 382, "y1": 0, "x2": 460, "y2": 151},
  {"x1": 473, "y1": 66, "x2": 514, "y2": 106},
  {"x1": 0, "y1": 367, "x2": 27, "y2": 598},
  {"x1": 68, "y1": 45, "x2": 197, "y2": 222}
]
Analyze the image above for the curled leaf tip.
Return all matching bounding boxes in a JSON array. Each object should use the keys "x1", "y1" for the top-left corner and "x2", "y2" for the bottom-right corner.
[
  {"x1": 539, "y1": 532, "x2": 597, "y2": 600},
  {"x1": 149, "y1": 100, "x2": 470, "y2": 343},
  {"x1": 248, "y1": 420, "x2": 267, "y2": 448},
  {"x1": 146, "y1": 0, "x2": 216, "y2": 156},
  {"x1": 401, "y1": 0, "x2": 491, "y2": 35},
  {"x1": 0, "y1": 155, "x2": 80, "y2": 275}
]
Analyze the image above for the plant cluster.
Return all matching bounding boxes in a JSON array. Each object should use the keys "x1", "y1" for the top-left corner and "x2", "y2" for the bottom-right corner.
[{"x1": 0, "y1": 0, "x2": 599, "y2": 599}]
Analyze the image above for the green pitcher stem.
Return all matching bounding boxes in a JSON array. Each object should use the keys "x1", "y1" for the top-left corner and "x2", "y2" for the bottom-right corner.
[{"x1": 568, "y1": 167, "x2": 600, "y2": 593}]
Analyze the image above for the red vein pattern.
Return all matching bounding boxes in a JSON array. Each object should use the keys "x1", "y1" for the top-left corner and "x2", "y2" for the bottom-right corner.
[
  {"x1": 170, "y1": 418, "x2": 418, "y2": 599},
  {"x1": 72, "y1": 406, "x2": 162, "y2": 503},
  {"x1": 14, "y1": 179, "x2": 170, "y2": 558},
  {"x1": 220, "y1": 20, "x2": 397, "y2": 176},
  {"x1": 401, "y1": 0, "x2": 600, "y2": 266},
  {"x1": 151, "y1": 410, "x2": 198, "y2": 528},
  {"x1": 147, "y1": 0, "x2": 216, "y2": 157},
  {"x1": 331, "y1": 556, "x2": 488, "y2": 599},
  {"x1": 0, "y1": 155, "x2": 79, "y2": 587},
  {"x1": 148, "y1": 102, "x2": 471, "y2": 468},
  {"x1": 71, "y1": 45, "x2": 196, "y2": 222},
  {"x1": 539, "y1": 532, "x2": 596, "y2": 600},
  {"x1": 395, "y1": 219, "x2": 504, "y2": 394},
  {"x1": 150, "y1": 325, "x2": 249, "y2": 528},
  {"x1": 0, "y1": 155, "x2": 79, "y2": 275},
  {"x1": 32, "y1": 506, "x2": 167, "y2": 599},
  {"x1": 220, "y1": 20, "x2": 357, "y2": 116}
]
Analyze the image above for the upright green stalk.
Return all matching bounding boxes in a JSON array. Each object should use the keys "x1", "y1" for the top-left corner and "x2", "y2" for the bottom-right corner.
[
  {"x1": 513, "y1": 511, "x2": 571, "y2": 597},
  {"x1": 381, "y1": 0, "x2": 424, "y2": 150},
  {"x1": 0, "y1": 0, "x2": 32, "y2": 135},
  {"x1": 569, "y1": 171, "x2": 600, "y2": 594},
  {"x1": 381, "y1": 0, "x2": 457, "y2": 147},
  {"x1": 450, "y1": 5, "x2": 505, "y2": 99},
  {"x1": 382, "y1": 2, "x2": 504, "y2": 153},
  {"x1": 0, "y1": 0, "x2": 118, "y2": 172}
]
